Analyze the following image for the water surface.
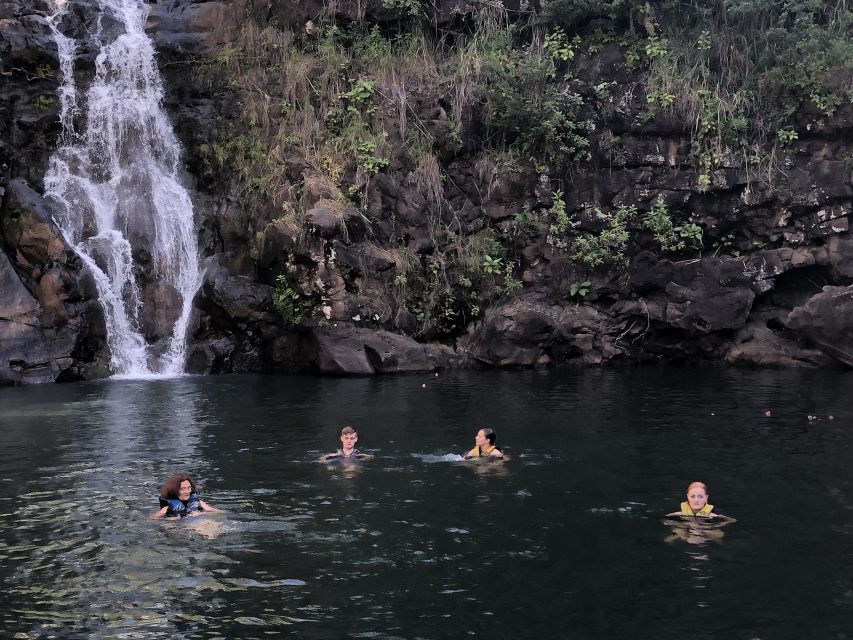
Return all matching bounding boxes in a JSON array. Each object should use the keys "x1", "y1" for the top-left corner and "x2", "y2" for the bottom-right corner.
[{"x1": 1, "y1": 368, "x2": 852, "y2": 639}]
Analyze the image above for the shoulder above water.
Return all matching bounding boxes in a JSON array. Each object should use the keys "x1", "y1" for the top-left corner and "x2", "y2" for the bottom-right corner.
[
  {"x1": 664, "y1": 512, "x2": 736, "y2": 525},
  {"x1": 319, "y1": 451, "x2": 374, "y2": 462}
]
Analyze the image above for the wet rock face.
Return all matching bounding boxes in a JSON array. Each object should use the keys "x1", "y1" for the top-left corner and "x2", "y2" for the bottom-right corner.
[
  {"x1": 786, "y1": 286, "x2": 853, "y2": 366},
  {"x1": 0, "y1": 180, "x2": 106, "y2": 384},
  {"x1": 148, "y1": 0, "x2": 246, "y2": 52},
  {"x1": 138, "y1": 281, "x2": 182, "y2": 340},
  {"x1": 303, "y1": 324, "x2": 458, "y2": 375},
  {"x1": 5, "y1": 0, "x2": 853, "y2": 382}
]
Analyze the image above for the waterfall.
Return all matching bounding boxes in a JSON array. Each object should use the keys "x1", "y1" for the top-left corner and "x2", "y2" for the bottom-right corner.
[{"x1": 44, "y1": 0, "x2": 201, "y2": 377}]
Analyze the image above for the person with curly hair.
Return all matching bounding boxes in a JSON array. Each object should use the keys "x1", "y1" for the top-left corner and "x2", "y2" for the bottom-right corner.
[{"x1": 149, "y1": 472, "x2": 223, "y2": 519}]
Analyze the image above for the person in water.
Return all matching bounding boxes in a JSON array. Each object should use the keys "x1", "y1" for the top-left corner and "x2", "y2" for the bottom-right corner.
[
  {"x1": 149, "y1": 473, "x2": 223, "y2": 519},
  {"x1": 319, "y1": 425, "x2": 373, "y2": 461},
  {"x1": 464, "y1": 427, "x2": 504, "y2": 459},
  {"x1": 664, "y1": 481, "x2": 734, "y2": 544},
  {"x1": 669, "y1": 481, "x2": 715, "y2": 517}
]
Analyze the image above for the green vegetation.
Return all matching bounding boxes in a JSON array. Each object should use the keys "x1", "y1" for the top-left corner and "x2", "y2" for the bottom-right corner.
[
  {"x1": 32, "y1": 94, "x2": 56, "y2": 111},
  {"x1": 272, "y1": 275, "x2": 316, "y2": 327},
  {"x1": 569, "y1": 280, "x2": 592, "y2": 299},
  {"x1": 182, "y1": 0, "x2": 851, "y2": 339},
  {"x1": 643, "y1": 197, "x2": 703, "y2": 253},
  {"x1": 571, "y1": 204, "x2": 636, "y2": 267},
  {"x1": 632, "y1": 0, "x2": 853, "y2": 186}
]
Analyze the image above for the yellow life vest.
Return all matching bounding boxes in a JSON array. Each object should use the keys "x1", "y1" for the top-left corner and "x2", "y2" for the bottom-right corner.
[
  {"x1": 680, "y1": 501, "x2": 714, "y2": 516},
  {"x1": 466, "y1": 444, "x2": 497, "y2": 457}
]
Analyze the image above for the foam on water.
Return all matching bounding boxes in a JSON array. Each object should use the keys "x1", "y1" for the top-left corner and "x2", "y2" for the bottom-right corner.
[{"x1": 411, "y1": 453, "x2": 466, "y2": 463}]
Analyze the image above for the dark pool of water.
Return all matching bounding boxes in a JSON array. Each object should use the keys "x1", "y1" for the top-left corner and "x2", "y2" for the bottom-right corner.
[{"x1": 1, "y1": 367, "x2": 852, "y2": 639}]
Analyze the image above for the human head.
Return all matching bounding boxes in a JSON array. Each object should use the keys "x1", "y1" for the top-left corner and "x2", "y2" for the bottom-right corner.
[
  {"x1": 161, "y1": 473, "x2": 196, "y2": 500},
  {"x1": 475, "y1": 428, "x2": 496, "y2": 447},
  {"x1": 340, "y1": 425, "x2": 358, "y2": 449},
  {"x1": 686, "y1": 481, "x2": 709, "y2": 511}
]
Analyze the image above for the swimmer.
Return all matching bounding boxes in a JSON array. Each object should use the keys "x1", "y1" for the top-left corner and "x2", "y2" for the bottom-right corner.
[
  {"x1": 463, "y1": 427, "x2": 504, "y2": 459},
  {"x1": 666, "y1": 481, "x2": 734, "y2": 521},
  {"x1": 668, "y1": 481, "x2": 715, "y2": 517},
  {"x1": 319, "y1": 425, "x2": 374, "y2": 462},
  {"x1": 149, "y1": 473, "x2": 223, "y2": 519},
  {"x1": 664, "y1": 481, "x2": 735, "y2": 544}
]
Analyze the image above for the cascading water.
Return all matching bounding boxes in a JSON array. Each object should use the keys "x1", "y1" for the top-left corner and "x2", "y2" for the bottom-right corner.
[{"x1": 44, "y1": 0, "x2": 201, "y2": 377}]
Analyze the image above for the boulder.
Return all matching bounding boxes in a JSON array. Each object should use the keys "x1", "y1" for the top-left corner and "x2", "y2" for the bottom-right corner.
[
  {"x1": 631, "y1": 254, "x2": 755, "y2": 333},
  {"x1": 0, "y1": 249, "x2": 78, "y2": 383},
  {"x1": 2, "y1": 178, "x2": 66, "y2": 270},
  {"x1": 305, "y1": 206, "x2": 339, "y2": 239},
  {"x1": 308, "y1": 323, "x2": 449, "y2": 374},
  {"x1": 725, "y1": 312, "x2": 831, "y2": 367},
  {"x1": 786, "y1": 286, "x2": 853, "y2": 366},
  {"x1": 185, "y1": 336, "x2": 234, "y2": 374},
  {"x1": 828, "y1": 233, "x2": 853, "y2": 278},
  {"x1": 138, "y1": 280, "x2": 183, "y2": 340},
  {"x1": 196, "y1": 263, "x2": 275, "y2": 326},
  {"x1": 468, "y1": 301, "x2": 555, "y2": 367}
]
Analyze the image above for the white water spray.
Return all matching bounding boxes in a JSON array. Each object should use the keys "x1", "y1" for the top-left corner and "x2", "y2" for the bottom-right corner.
[{"x1": 45, "y1": 0, "x2": 201, "y2": 376}]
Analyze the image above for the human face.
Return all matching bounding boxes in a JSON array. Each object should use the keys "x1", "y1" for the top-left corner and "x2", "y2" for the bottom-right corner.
[
  {"x1": 340, "y1": 431, "x2": 358, "y2": 452},
  {"x1": 687, "y1": 486, "x2": 708, "y2": 511},
  {"x1": 475, "y1": 430, "x2": 489, "y2": 447},
  {"x1": 178, "y1": 480, "x2": 193, "y2": 501}
]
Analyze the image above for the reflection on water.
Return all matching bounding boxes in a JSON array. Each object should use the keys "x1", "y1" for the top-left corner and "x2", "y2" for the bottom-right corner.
[
  {"x1": 663, "y1": 516, "x2": 733, "y2": 545},
  {"x1": 1, "y1": 369, "x2": 853, "y2": 638}
]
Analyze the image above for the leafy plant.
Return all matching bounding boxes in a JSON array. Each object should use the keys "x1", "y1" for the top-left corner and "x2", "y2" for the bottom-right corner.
[
  {"x1": 341, "y1": 79, "x2": 377, "y2": 115},
  {"x1": 572, "y1": 204, "x2": 637, "y2": 267},
  {"x1": 273, "y1": 275, "x2": 315, "y2": 327},
  {"x1": 643, "y1": 197, "x2": 703, "y2": 253},
  {"x1": 713, "y1": 232, "x2": 740, "y2": 257},
  {"x1": 356, "y1": 140, "x2": 389, "y2": 174},
  {"x1": 777, "y1": 128, "x2": 798, "y2": 145},
  {"x1": 478, "y1": 43, "x2": 589, "y2": 167},
  {"x1": 482, "y1": 255, "x2": 504, "y2": 275},
  {"x1": 569, "y1": 280, "x2": 592, "y2": 298},
  {"x1": 499, "y1": 274, "x2": 522, "y2": 295},
  {"x1": 644, "y1": 36, "x2": 669, "y2": 60},
  {"x1": 677, "y1": 223, "x2": 703, "y2": 250},
  {"x1": 382, "y1": 0, "x2": 421, "y2": 17},
  {"x1": 544, "y1": 27, "x2": 577, "y2": 61}
]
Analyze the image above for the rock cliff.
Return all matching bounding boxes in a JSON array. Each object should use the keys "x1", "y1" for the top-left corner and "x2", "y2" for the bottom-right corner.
[{"x1": 2, "y1": 0, "x2": 852, "y2": 383}]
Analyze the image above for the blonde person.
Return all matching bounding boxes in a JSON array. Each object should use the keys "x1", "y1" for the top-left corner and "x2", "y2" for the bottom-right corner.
[
  {"x1": 664, "y1": 481, "x2": 734, "y2": 544},
  {"x1": 669, "y1": 481, "x2": 715, "y2": 517}
]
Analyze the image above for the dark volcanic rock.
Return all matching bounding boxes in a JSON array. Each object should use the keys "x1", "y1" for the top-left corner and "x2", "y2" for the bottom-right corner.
[
  {"x1": 0, "y1": 179, "x2": 105, "y2": 383},
  {"x1": 196, "y1": 263, "x2": 275, "y2": 326},
  {"x1": 630, "y1": 254, "x2": 755, "y2": 333},
  {"x1": 0, "y1": 248, "x2": 76, "y2": 383},
  {"x1": 139, "y1": 281, "x2": 183, "y2": 340},
  {"x1": 725, "y1": 310, "x2": 831, "y2": 368},
  {"x1": 787, "y1": 286, "x2": 853, "y2": 366},
  {"x1": 307, "y1": 323, "x2": 454, "y2": 374},
  {"x1": 2, "y1": 178, "x2": 66, "y2": 270},
  {"x1": 469, "y1": 303, "x2": 555, "y2": 367},
  {"x1": 6, "y1": 0, "x2": 853, "y2": 382},
  {"x1": 147, "y1": 0, "x2": 244, "y2": 52}
]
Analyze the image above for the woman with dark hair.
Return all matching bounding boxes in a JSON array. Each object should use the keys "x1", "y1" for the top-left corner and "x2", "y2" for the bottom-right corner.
[
  {"x1": 149, "y1": 472, "x2": 223, "y2": 519},
  {"x1": 463, "y1": 428, "x2": 504, "y2": 459}
]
